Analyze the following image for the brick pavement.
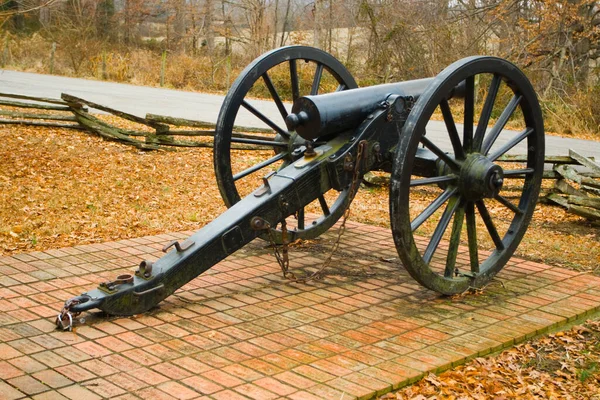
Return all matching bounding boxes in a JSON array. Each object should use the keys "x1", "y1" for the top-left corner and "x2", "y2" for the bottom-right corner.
[{"x1": 1, "y1": 221, "x2": 600, "y2": 400}]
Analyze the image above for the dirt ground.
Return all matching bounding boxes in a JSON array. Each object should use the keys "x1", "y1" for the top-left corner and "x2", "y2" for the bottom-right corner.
[{"x1": 1, "y1": 124, "x2": 599, "y2": 398}]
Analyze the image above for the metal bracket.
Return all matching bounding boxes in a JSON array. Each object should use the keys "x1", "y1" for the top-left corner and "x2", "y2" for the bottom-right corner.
[
  {"x1": 255, "y1": 171, "x2": 276, "y2": 197},
  {"x1": 456, "y1": 270, "x2": 477, "y2": 278},
  {"x1": 98, "y1": 274, "x2": 134, "y2": 294},
  {"x1": 133, "y1": 284, "x2": 164, "y2": 297},
  {"x1": 162, "y1": 239, "x2": 194, "y2": 253},
  {"x1": 135, "y1": 260, "x2": 154, "y2": 280}
]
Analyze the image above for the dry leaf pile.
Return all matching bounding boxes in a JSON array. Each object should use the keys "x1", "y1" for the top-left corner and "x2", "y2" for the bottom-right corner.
[
  {"x1": 385, "y1": 320, "x2": 600, "y2": 399},
  {"x1": 0, "y1": 121, "x2": 599, "y2": 268}
]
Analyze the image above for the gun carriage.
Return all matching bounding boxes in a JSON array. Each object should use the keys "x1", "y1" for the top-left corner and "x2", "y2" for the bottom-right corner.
[{"x1": 56, "y1": 46, "x2": 544, "y2": 329}]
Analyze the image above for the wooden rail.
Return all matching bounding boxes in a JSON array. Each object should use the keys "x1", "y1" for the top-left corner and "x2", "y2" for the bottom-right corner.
[{"x1": 1, "y1": 90, "x2": 598, "y2": 220}]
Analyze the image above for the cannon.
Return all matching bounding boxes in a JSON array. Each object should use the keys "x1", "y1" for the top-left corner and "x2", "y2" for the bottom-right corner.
[{"x1": 56, "y1": 46, "x2": 544, "y2": 329}]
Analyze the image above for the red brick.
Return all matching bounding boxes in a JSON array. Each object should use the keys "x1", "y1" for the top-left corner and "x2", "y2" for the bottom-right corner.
[
  {"x1": 116, "y1": 331, "x2": 154, "y2": 347},
  {"x1": 287, "y1": 390, "x2": 323, "y2": 400},
  {"x1": 174, "y1": 356, "x2": 212, "y2": 374},
  {"x1": 272, "y1": 371, "x2": 315, "y2": 389},
  {"x1": 310, "y1": 359, "x2": 353, "y2": 377},
  {"x1": 7, "y1": 374, "x2": 50, "y2": 395},
  {"x1": 55, "y1": 364, "x2": 97, "y2": 382},
  {"x1": 134, "y1": 387, "x2": 177, "y2": 400},
  {"x1": 101, "y1": 354, "x2": 140, "y2": 371},
  {"x1": 122, "y1": 348, "x2": 162, "y2": 366},
  {"x1": 83, "y1": 378, "x2": 127, "y2": 398},
  {"x1": 8, "y1": 338, "x2": 45, "y2": 354},
  {"x1": 107, "y1": 372, "x2": 148, "y2": 392},
  {"x1": 306, "y1": 383, "x2": 352, "y2": 399},
  {"x1": 0, "y1": 360, "x2": 24, "y2": 379},
  {"x1": 0, "y1": 343, "x2": 23, "y2": 360},
  {"x1": 222, "y1": 363, "x2": 264, "y2": 381},
  {"x1": 95, "y1": 336, "x2": 133, "y2": 352},
  {"x1": 31, "y1": 390, "x2": 70, "y2": 400},
  {"x1": 259, "y1": 353, "x2": 300, "y2": 370},
  {"x1": 80, "y1": 359, "x2": 120, "y2": 376},
  {"x1": 73, "y1": 341, "x2": 112, "y2": 358},
  {"x1": 292, "y1": 365, "x2": 336, "y2": 383},
  {"x1": 233, "y1": 383, "x2": 278, "y2": 400},
  {"x1": 253, "y1": 376, "x2": 297, "y2": 396},
  {"x1": 325, "y1": 377, "x2": 374, "y2": 399},
  {"x1": 180, "y1": 375, "x2": 223, "y2": 394},
  {"x1": 130, "y1": 367, "x2": 170, "y2": 385},
  {"x1": 203, "y1": 368, "x2": 245, "y2": 387},
  {"x1": 157, "y1": 381, "x2": 199, "y2": 400},
  {"x1": 241, "y1": 358, "x2": 283, "y2": 376},
  {"x1": 0, "y1": 381, "x2": 25, "y2": 400},
  {"x1": 32, "y1": 351, "x2": 70, "y2": 368},
  {"x1": 32, "y1": 369, "x2": 73, "y2": 388},
  {"x1": 212, "y1": 389, "x2": 253, "y2": 400},
  {"x1": 8, "y1": 355, "x2": 47, "y2": 373}
]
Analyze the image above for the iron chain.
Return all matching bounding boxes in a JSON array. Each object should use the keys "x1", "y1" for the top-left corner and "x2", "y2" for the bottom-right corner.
[{"x1": 269, "y1": 140, "x2": 368, "y2": 282}]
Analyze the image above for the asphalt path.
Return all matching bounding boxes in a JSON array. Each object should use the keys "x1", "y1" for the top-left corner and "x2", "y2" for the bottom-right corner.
[{"x1": 1, "y1": 69, "x2": 598, "y2": 160}]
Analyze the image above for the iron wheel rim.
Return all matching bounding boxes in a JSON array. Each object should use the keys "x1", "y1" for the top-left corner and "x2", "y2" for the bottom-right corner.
[
  {"x1": 390, "y1": 56, "x2": 545, "y2": 295},
  {"x1": 214, "y1": 45, "x2": 358, "y2": 241}
]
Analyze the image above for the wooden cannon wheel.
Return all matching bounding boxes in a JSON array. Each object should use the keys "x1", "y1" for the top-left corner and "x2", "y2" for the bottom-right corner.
[
  {"x1": 214, "y1": 46, "x2": 358, "y2": 242},
  {"x1": 390, "y1": 56, "x2": 545, "y2": 295}
]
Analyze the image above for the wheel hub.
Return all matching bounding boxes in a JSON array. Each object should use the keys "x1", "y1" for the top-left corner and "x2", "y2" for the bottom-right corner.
[{"x1": 458, "y1": 154, "x2": 504, "y2": 201}]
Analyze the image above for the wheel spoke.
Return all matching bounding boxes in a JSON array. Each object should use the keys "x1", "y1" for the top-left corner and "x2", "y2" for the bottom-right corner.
[
  {"x1": 241, "y1": 100, "x2": 290, "y2": 139},
  {"x1": 463, "y1": 76, "x2": 475, "y2": 152},
  {"x1": 411, "y1": 188, "x2": 457, "y2": 231},
  {"x1": 232, "y1": 132, "x2": 279, "y2": 140},
  {"x1": 465, "y1": 201, "x2": 479, "y2": 273},
  {"x1": 494, "y1": 193, "x2": 523, "y2": 215},
  {"x1": 475, "y1": 200, "x2": 505, "y2": 251},
  {"x1": 488, "y1": 127, "x2": 533, "y2": 161},
  {"x1": 502, "y1": 168, "x2": 535, "y2": 177},
  {"x1": 336, "y1": 84, "x2": 346, "y2": 92},
  {"x1": 481, "y1": 94, "x2": 523, "y2": 155},
  {"x1": 420, "y1": 136, "x2": 461, "y2": 171},
  {"x1": 231, "y1": 137, "x2": 288, "y2": 148},
  {"x1": 410, "y1": 175, "x2": 457, "y2": 187},
  {"x1": 423, "y1": 196, "x2": 460, "y2": 264},
  {"x1": 318, "y1": 195, "x2": 330, "y2": 216},
  {"x1": 440, "y1": 99, "x2": 465, "y2": 159},
  {"x1": 474, "y1": 74, "x2": 502, "y2": 151},
  {"x1": 297, "y1": 208, "x2": 305, "y2": 229},
  {"x1": 289, "y1": 60, "x2": 300, "y2": 101},
  {"x1": 310, "y1": 63, "x2": 324, "y2": 95},
  {"x1": 445, "y1": 203, "x2": 465, "y2": 277},
  {"x1": 262, "y1": 72, "x2": 288, "y2": 121},
  {"x1": 233, "y1": 152, "x2": 287, "y2": 181}
]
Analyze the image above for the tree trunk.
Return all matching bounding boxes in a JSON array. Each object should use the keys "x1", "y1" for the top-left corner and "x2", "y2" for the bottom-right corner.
[
  {"x1": 313, "y1": 0, "x2": 322, "y2": 48},
  {"x1": 174, "y1": 0, "x2": 186, "y2": 52},
  {"x1": 205, "y1": 0, "x2": 214, "y2": 56},
  {"x1": 280, "y1": 0, "x2": 291, "y2": 46}
]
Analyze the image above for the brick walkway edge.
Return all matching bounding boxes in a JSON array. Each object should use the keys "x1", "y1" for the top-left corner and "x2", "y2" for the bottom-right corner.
[{"x1": 1, "y1": 221, "x2": 600, "y2": 400}]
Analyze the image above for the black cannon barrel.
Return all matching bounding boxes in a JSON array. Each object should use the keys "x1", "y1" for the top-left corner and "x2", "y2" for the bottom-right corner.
[{"x1": 286, "y1": 77, "x2": 462, "y2": 140}]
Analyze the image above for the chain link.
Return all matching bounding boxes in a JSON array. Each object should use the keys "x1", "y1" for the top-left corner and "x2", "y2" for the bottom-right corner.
[
  {"x1": 55, "y1": 298, "x2": 81, "y2": 331},
  {"x1": 268, "y1": 140, "x2": 368, "y2": 282}
]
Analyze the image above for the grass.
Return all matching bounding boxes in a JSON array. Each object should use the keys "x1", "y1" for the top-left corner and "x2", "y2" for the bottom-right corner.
[{"x1": 1, "y1": 33, "x2": 598, "y2": 140}]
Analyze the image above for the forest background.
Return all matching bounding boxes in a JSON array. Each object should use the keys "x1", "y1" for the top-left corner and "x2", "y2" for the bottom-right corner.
[{"x1": 1, "y1": 0, "x2": 599, "y2": 138}]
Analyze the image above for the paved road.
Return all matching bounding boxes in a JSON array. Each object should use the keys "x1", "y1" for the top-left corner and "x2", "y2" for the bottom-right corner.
[{"x1": 1, "y1": 69, "x2": 598, "y2": 159}]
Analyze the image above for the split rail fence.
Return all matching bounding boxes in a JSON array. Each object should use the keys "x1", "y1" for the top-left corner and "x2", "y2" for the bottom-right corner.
[{"x1": 1, "y1": 91, "x2": 598, "y2": 221}]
